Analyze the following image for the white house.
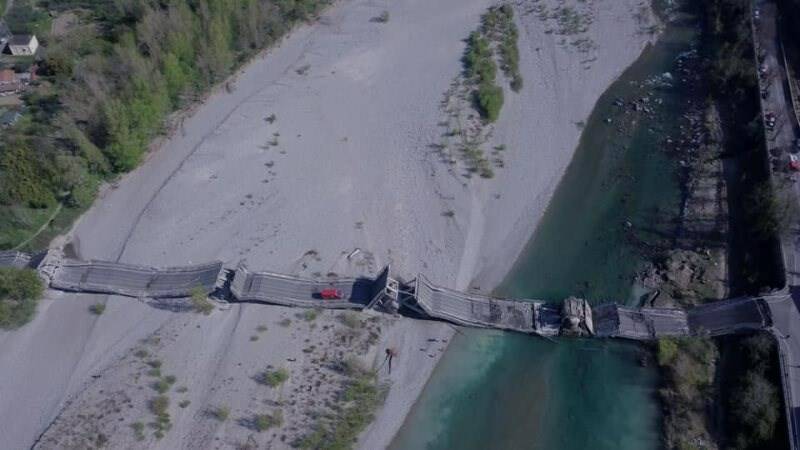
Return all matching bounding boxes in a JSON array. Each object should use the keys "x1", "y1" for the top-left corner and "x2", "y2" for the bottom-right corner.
[{"x1": 7, "y1": 34, "x2": 38, "y2": 56}]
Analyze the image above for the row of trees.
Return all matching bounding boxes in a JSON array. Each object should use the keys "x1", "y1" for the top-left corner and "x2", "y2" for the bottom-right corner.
[{"x1": 0, "y1": 0, "x2": 329, "y2": 246}]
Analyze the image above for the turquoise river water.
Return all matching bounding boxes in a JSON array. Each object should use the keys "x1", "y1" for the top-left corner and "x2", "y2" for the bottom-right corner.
[{"x1": 390, "y1": 6, "x2": 701, "y2": 450}]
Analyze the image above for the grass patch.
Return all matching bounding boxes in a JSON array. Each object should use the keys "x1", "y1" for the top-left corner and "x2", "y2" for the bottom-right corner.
[
  {"x1": 148, "y1": 395, "x2": 171, "y2": 438},
  {"x1": 255, "y1": 367, "x2": 289, "y2": 387},
  {"x1": 208, "y1": 405, "x2": 229, "y2": 422},
  {"x1": 189, "y1": 286, "x2": 214, "y2": 315},
  {"x1": 253, "y1": 410, "x2": 283, "y2": 432},
  {"x1": 0, "y1": 267, "x2": 43, "y2": 329},
  {"x1": 297, "y1": 308, "x2": 320, "y2": 322},
  {"x1": 340, "y1": 311, "x2": 362, "y2": 329},
  {"x1": 88, "y1": 303, "x2": 106, "y2": 315},
  {"x1": 131, "y1": 421, "x2": 145, "y2": 441}
]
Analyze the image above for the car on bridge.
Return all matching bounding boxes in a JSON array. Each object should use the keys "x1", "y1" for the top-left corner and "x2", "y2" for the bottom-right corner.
[{"x1": 320, "y1": 288, "x2": 343, "y2": 300}]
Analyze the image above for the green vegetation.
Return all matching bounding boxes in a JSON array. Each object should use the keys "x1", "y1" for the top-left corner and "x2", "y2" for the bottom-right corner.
[
  {"x1": 208, "y1": 405, "x2": 229, "y2": 422},
  {"x1": 482, "y1": 5, "x2": 522, "y2": 92},
  {"x1": 152, "y1": 375, "x2": 176, "y2": 394},
  {"x1": 657, "y1": 337, "x2": 717, "y2": 450},
  {"x1": 297, "y1": 359, "x2": 387, "y2": 449},
  {"x1": 0, "y1": 267, "x2": 43, "y2": 329},
  {"x1": 340, "y1": 311, "x2": 362, "y2": 329},
  {"x1": 744, "y1": 182, "x2": 799, "y2": 239},
  {"x1": 148, "y1": 395, "x2": 171, "y2": 438},
  {"x1": 298, "y1": 308, "x2": 320, "y2": 322},
  {"x1": 253, "y1": 410, "x2": 283, "y2": 432},
  {"x1": 255, "y1": 367, "x2": 289, "y2": 387},
  {"x1": 131, "y1": 421, "x2": 145, "y2": 441},
  {"x1": 0, "y1": 0, "x2": 332, "y2": 251},
  {"x1": 189, "y1": 286, "x2": 214, "y2": 314},
  {"x1": 463, "y1": 31, "x2": 502, "y2": 122},
  {"x1": 725, "y1": 333, "x2": 782, "y2": 450},
  {"x1": 88, "y1": 303, "x2": 106, "y2": 315}
]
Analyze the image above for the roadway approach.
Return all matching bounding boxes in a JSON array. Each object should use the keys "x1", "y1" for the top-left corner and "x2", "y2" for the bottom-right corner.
[{"x1": 753, "y1": 0, "x2": 800, "y2": 447}]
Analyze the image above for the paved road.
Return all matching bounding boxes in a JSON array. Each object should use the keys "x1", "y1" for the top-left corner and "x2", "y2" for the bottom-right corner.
[
  {"x1": 230, "y1": 264, "x2": 388, "y2": 309},
  {"x1": 754, "y1": 0, "x2": 800, "y2": 448}
]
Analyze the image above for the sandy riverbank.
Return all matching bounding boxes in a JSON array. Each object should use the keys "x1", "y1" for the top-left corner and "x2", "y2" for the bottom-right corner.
[{"x1": 0, "y1": 0, "x2": 658, "y2": 448}]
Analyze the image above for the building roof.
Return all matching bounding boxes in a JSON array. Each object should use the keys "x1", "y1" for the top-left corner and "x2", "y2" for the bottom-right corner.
[{"x1": 9, "y1": 34, "x2": 34, "y2": 46}]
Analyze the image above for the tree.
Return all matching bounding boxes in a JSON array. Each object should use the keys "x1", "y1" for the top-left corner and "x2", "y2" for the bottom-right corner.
[{"x1": 0, "y1": 267, "x2": 44, "y2": 328}]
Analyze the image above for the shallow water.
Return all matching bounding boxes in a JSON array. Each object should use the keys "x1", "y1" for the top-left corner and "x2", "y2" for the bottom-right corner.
[{"x1": 390, "y1": 6, "x2": 700, "y2": 450}]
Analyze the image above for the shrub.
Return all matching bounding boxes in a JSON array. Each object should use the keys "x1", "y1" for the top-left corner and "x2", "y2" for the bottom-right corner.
[
  {"x1": 371, "y1": 10, "x2": 389, "y2": 23},
  {"x1": 131, "y1": 421, "x2": 145, "y2": 441},
  {"x1": 298, "y1": 308, "x2": 320, "y2": 322},
  {"x1": 657, "y1": 338, "x2": 678, "y2": 366},
  {"x1": 730, "y1": 371, "x2": 779, "y2": 448},
  {"x1": 178, "y1": 400, "x2": 190, "y2": 408},
  {"x1": 209, "y1": 405, "x2": 229, "y2": 422},
  {"x1": 89, "y1": 303, "x2": 106, "y2": 315},
  {"x1": 255, "y1": 368, "x2": 289, "y2": 387},
  {"x1": 476, "y1": 82, "x2": 504, "y2": 122},
  {"x1": 0, "y1": 267, "x2": 44, "y2": 329},
  {"x1": 149, "y1": 395, "x2": 169, "y2": 416},
  {"x1": 340, "y1": 311, "x2": 361, "y2": 329},
  {"x1": 253, "y1": 410, "x2": 283, "y2": 432},
  {"x1": 189, "y1": 286, "x2": 214, "y2": 315}
]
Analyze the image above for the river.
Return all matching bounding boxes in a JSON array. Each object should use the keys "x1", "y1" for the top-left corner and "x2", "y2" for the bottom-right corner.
[{"x1": 390, "y1": 4, "x2": 700, "y2": 449}]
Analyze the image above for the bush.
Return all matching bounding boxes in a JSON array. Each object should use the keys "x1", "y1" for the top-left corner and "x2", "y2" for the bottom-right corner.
[
  {"x1": 730, "y1": 371, "x2": 779, "y2": 448},
  {"x1": 253, "y1": 410, "x2": 283, "y2": 431},
  {"x1": 88, "y1": 303, "x2": 106, "y2": 315},
  {"x1": 657, "y1": 338, "x2": 679, "y2": 366},
  {"x1": 149, "y1": 395, "x2": 169, "y2": 416},
  {"x1": 189, "y1": 286, "x2": 214, "y2": 314},
  {"x1": 209, "y1": 405, "x2": 229, "y2": 422},
  {"x1": 255, "y1": 368, "x2": 289, "y2": 387},
  {"x1": 0, "y1": 267, "x2": 44, "y2": 329},
  {"x1": 476, "y1": 82, "x2": 504, "y2": 122}
]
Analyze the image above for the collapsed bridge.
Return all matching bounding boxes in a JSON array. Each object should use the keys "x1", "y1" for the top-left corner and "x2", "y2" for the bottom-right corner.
[{"x1": 0, "y1": 250, "x2": 773, "y2": 341}]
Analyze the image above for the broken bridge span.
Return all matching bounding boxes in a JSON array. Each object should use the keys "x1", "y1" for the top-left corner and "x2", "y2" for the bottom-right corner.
[{"x1": 0, "y1": 250, "x2": 773, "y2": 341}]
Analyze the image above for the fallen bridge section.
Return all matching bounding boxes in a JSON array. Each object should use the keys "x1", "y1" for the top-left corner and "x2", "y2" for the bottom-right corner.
[
  {"x1": 50, "y1": 259, "x2": 223, "y2": 298},
  {"x1": 229, "y1": 263, "x2": 390, "y2": 309},
  {"x1": 412, "y1": 275, "x2": 559, "y2": 335},
  {"x1": 593, "y1": 304, "x2": 689, "y2": 340}
]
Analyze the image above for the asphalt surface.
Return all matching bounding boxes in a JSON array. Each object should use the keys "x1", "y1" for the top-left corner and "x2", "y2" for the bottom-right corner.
[
  {"x1": 49, "y1": 259, "x2": 223, "y2": 298},
  {"x1": 754, "y1": 0, "x2": 800, "y2": 447},
  {"x1": 413, "y1": 275, "x2": 537, "y2": 333},
  {"x1": 230, "y1": 265, "x2": 388, "y2": 309}
]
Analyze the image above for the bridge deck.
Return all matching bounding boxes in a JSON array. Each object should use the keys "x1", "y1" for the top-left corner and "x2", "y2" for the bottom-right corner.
[
  {"x1": 50, "y1": 259, "x2": 223, "y2": 298},
  {"x1": 687, "y1": 297, "x2": 769, "y2": 336},
  {"x1": 229, "y1": 264, "x2": 389, "y2": 309},
  {"x1": 594, "y1": 304, "x2": 689, "y2": 340},
  {"x1": 413, "y1": 275, "x2": 549, "y2": 334}
]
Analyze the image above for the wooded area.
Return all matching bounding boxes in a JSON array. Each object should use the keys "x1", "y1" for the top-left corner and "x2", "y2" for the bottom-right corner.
[{"x1": 0, "y1": 0, "x2": 329, "y2": 249}]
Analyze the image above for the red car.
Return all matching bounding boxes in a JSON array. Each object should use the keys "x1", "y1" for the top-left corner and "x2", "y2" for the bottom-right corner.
[{"x1": 320, "y1": 288, "x2": 343, "y2": 300}]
